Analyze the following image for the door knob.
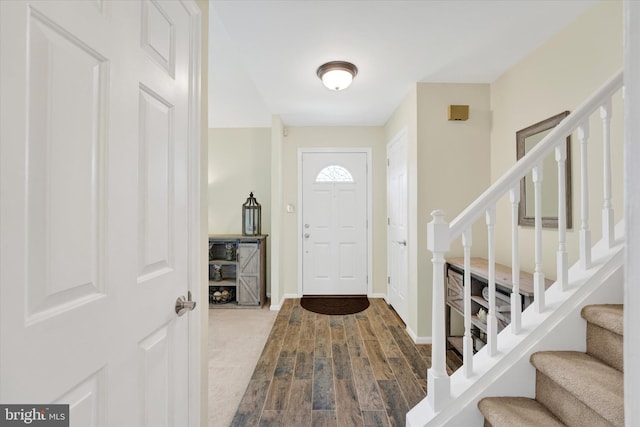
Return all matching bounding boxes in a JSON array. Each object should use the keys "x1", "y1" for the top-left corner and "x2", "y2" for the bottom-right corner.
[
  {"x1": 304, "y1": 233, "x2": 310, "y2": 238},
  {"x1": 175, "y1": 290, "x2": 196, "y2": 316},
  {"x1": 398, "y1": 240, "x2": 407, "y2": 246}
]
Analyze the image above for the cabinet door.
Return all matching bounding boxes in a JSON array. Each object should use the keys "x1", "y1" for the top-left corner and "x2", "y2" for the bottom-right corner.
[
  {"x1": 447, "y1": 269, "x2": 464, "y2": 313},
  {"x1": 237, "y1": 243, "x2": 260, "y2": 305}
]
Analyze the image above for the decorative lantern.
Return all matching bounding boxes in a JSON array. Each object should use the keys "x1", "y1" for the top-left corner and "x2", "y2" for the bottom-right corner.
[{"x1": 242, "y1": 192, "x2": 261, "y2": 236}]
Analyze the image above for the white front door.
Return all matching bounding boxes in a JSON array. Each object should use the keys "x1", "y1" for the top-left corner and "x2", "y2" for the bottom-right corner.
[
  {"x1": 301, "y1": 151, "x2": 369, "y2": 295},
  {"x1": 387, "y1": 131, "x2": 409, "y2": 324},
  {"x1": 0, "y1": 1, "x2": 201, "y2": 426}
]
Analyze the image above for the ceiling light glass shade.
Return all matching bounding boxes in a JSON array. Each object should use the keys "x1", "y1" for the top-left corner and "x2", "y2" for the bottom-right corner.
[{"x1": 317, "y1": 61, "x2": 358, "y2": 91}]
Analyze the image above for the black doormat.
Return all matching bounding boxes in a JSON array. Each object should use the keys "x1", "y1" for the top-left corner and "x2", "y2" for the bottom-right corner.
[{"x1": 300, "y1": 295, "x2": 370, "y2": 315}]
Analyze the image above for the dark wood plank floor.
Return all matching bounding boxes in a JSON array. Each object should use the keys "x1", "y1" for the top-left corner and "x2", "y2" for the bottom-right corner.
[{"x1": 230, "y1": 298, "x2": 460, "y2": 427}]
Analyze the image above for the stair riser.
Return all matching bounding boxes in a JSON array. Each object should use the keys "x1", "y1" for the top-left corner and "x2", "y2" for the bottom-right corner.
[
  {"x1": 587, "y1": 322, "x2": 623, "y2": 372},
  {"x1": 535, "y1": 372, "x2": 616, "y2": 427}
]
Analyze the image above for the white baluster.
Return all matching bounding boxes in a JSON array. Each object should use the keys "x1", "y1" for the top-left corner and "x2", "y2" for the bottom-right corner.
[
  {"x1": 462, "y1": 229, "x2": 473, "y2": 378},
  {"x1": 486, "y1": 207, "x2": 498, "y2": 357},
  {"x1": 427, "y1": 210, "x2": 450, "y2": 411},
  {"x1": 533, "y1": 164, "x2": 546, "y2": 312},
  {"x1": 556, "y1": 142, "x2": 568, "y2": 292},
  {"x1": 600, "y1": 100, "x2": 614, "y2": 248},
  {"x1": 509, "y1": 187, "x2": 521, "y2": 334},
  {"x1": 578, "y1": 123, "x2": 592, "y2": 269}
]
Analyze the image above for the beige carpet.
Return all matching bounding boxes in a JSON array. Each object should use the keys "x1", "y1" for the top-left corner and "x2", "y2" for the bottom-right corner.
[
  {"x1": 208, "y1": 303, "x2": 278, "y2": 427},
  {"x1": 479, "y1": 304, "x2": 624, "y2": 427}
]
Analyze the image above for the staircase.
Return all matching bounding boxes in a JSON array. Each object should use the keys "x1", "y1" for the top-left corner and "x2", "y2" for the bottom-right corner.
[
  {"x1": 478, "y1": 304, "x2": 624, "y2": 427},
  {"x1": 406, "y1": 69, "x2": 625, "y2": 426}
]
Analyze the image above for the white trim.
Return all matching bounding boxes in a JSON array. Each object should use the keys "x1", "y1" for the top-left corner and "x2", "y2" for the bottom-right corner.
[
  {"x1": 297, "y1": 148, "x2": 373, "y2": 297},
  {"x1": 406, "y1": 326, "x2": 432, "y2": 345},
  {"x1": 271, "y1": 293, "x2": 300, "y2": 311},
  {"x1": 182, "y1": 1, "x2": 201, "y2": 426},
  {"x1": 270, "y1": 117, "x2": 284, "y2": 313},
  {"x1": 624, "y1": 1, "x2": 640, "y2": 424},
  {"x1": 370, "y1": 292, "x2": 388, "y2": 299}
]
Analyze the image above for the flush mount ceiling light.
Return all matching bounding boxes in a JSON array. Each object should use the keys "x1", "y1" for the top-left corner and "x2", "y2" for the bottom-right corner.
[{"x1": 316, "y1": 61, "x2": 358, "y2": 91}]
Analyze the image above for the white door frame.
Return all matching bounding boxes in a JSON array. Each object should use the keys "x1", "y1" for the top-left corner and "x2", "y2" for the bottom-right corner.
[
  {"x1": 297, "y1": 148, "x2": 373, "y2": 297},
  {"x1": 624, "y1": 1, "x2": 640, "y2": 423},
  {"x1": 184, "y1": 1, "x2": 202, "y2": 425}
]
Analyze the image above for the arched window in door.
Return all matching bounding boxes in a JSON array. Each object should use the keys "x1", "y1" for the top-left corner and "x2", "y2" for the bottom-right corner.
[{"x1": 315, "y1": 165, "x2": 354, "y2": 183}]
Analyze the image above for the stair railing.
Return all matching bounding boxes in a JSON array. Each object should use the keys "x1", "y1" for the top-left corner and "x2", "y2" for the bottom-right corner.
[{"x1": 426, "y1": 69, "x2": 623, "y2": 412}]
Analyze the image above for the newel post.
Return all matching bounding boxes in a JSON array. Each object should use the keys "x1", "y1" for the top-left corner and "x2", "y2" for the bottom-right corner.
[{"x1": 427, "y1": 210, "x2": 451, "y2": 411}]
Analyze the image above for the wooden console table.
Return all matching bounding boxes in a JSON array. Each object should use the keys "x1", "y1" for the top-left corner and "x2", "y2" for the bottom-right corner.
[{"x1": 445, "y1": 257, "x2": 553, "y2": 354}]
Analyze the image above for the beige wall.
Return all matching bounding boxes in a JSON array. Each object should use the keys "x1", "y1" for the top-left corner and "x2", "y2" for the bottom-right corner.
[
  {"x1": 208, "y1": 128, "x2": 271, "y2": 234},
  {"x1": 280, "y1": 127, "x2": 387, "y2": 298},
  {"x1": 418, "y1": 84, "x2": 492, "y2": 338},
  {"x1": 208, "y1": 128, "x2": 272, "y2": 294},
  {"x1": 491, "y1": 0, "x2": 624, "y2": 276},
  {"x1": 382, "y1": 84, "x2": 492, "y2": 339}
]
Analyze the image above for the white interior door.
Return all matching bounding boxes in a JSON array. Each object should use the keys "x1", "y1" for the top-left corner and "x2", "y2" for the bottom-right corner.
[
  {"x1": 387, "y1": 131, "x2": 409, "y2": 324},
  {"x1": 0, "y1": 1, "x2": 200, "y2": 426},
  {"x1": 301, "y1": 151, "x2": 368, "y2": 295}
]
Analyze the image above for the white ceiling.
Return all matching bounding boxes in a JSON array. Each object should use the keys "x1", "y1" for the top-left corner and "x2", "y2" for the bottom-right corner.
[{"x1": 208, "y1": 0, "x2": 596, "y2": 128}]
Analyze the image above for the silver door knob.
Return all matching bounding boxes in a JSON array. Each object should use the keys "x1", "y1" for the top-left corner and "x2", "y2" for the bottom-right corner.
[
  {"x1": 304, "y1": 233, "x2": 310, "y2": 238},
  {"x1": 398, "y1": 240, "x2": 407, "y2": 246},
  {"x1": 175, "y1": 290, "x2": 196, "y2": 316}
]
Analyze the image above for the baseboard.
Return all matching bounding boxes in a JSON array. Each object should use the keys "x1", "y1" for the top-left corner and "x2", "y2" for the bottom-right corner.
[
  {"x1": 406, "y1": 325, "x2": 431, "y2": 344},
  {"x1": 369, "y1": 293, "x2": 387, "y2": 300},
  {"x1": 270, "y1": 293, "x2": 299, "y2": 311}
]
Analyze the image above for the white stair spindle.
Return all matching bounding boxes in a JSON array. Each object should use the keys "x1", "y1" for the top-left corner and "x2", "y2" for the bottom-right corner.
[
  {"x1": 462, "y1": 229, "x2": 473, "y2": 378},
  {"x1": 486, "y1": 207, "x2": 498, "y2": 357},
  {"x1": 532, "y1": 164, "x2": 546, "y2": 312},
  {"x1": 427, "y1": 210, "x2": 450, "y2": 411},
  {"x1": 556, "y1": 142, "x2": 568, "y2": 292},
  {"x1": 578, "y1": 123, "x2": 592, "y2": 269},
  {"x1": 600, "y1": 100, "x2": 614, "y2": 248},
  {"x1": 509, "y1": 187, "x2": 521, "y2": 334}
]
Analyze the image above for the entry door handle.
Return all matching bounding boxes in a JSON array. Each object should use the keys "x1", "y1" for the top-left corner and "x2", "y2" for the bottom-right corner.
[
  {"x1": 175, "y1": 291, "x2": 196, "y2": 316},
  {"x1": 397, "y1": 240, "x2": 407, "y2": 246}
]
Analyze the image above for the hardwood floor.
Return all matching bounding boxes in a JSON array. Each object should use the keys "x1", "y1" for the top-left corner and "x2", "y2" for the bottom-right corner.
[{"x1": 230, "y1": 298, "x2": 451, "y2": 427}]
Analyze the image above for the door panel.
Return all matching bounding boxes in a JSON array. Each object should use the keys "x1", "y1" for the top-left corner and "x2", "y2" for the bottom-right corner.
[
  {"x1": 238, "y1": 243, "x2": 260, "y2": 305},
  {"x1": 138, "y1": 85, "x2": 175, "y2": 281},
  {"x1": 139, "y1": 324, "x2": 173, "y2": 427},
  {"x1": 27, "y1": 5, "x2": 108, "y2": 320},
  {"x1": 301, "y1": 152, "x2": 368, "y2": 295},
  {"x1": 0, "y1": 1, "x2": 200, "y2": 425}
]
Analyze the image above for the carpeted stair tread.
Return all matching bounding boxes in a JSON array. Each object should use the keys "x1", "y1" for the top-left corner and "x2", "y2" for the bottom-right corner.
[
  {"x1": 530, "y1": 351, "x2": 623, "y2": 426},
  {"x1": 581, "y1": 304, "x2": 623, "y2": 335},
  {"x1": 478, "y1": 396, "x2": 565, "y2": 427}
]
